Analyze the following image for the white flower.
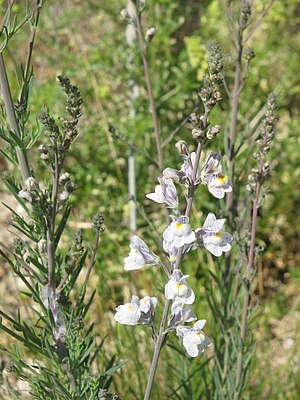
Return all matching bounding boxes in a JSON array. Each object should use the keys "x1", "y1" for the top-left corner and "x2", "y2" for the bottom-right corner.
[
  {"x1": 165, "y1": 269, "x2": 195, "y2": 305},
  {"x1": 196, "y1": 213, "x2": 233, "y2": 257},
  {"x1": 146, "y1": 177, "x2": 178, "y2": 210},
  {"x1": 177, "y1": 320, "x2": 211, "y2": 357},
  {"x1": 163, "y1": 216, "x2": 196, "y2": 250},
  {"x1": 115, "y1": 295, "x2": 158, "y2": 326},
  {"x1": 115, "y1": 296, "x2": 141, "y2": 325},
  {"x1": 201, "y1": 152, "x2": 232, "y2": 198},
  {"x1": 207, "y1": 174, "x2": 232, "y2": 199},
  {"x1": 124, "y1": 235, "x2": 159, "y2": 271}
]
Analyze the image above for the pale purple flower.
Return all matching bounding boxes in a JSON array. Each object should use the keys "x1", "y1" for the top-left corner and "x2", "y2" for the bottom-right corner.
[
  {"x1": 163, "y1": 216, "x2": 196, "y2": 250},
  {"x1": 165, "y1": 269, "x2": 195, "y2": 305},
  {"x1": 177, "y1": 320, "x2": 211, "y2": 357},
  {"x1": 201, "y1": 152, "x2": 232, "y2": 198},
  {"x1": 196, "y1": 213, "x2": 232, "y2": 257},
  {"x1": 146, "y1": 177, "x2": 178, "y2": 210},
  {"x1": 124, "y1": 235, "x2": 159, "y2": 271},
  {"x1": 115, "y1": 295, "x2": 158, "y2": 326},
  {"x1": 115, "y1": 296, "x2": 141, "y2": 325}
]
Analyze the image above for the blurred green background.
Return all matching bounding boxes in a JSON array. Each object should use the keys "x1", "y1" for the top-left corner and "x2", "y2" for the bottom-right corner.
[{"x1": 0, "y1": 0, "x2": 299, "y2": 399}]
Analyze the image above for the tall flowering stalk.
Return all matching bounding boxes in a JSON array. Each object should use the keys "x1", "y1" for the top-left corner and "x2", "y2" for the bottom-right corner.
[
  {"x1": 114, "y1": 43, "x2": 234, "y2": 399},
  {"x1": 235, "y1": 94, "x2": 277, "y2": 392}
]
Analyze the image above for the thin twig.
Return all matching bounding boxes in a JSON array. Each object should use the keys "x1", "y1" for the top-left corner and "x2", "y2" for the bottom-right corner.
[
  {"x1": 83, "y1": 231, "x2": 100, "y2": 287},
  {"x1": 243, "y1": 0, "x2": 276, "y2": 44},
  {"x1": 235, "y1": 156, "x2": 263, "y2": 389},
  {"x1": 134, "y1": 2, "x2": 164, "y2": 173},
  {"x1": 0, "y1": 0, "x2": 16, "y2": 34}
]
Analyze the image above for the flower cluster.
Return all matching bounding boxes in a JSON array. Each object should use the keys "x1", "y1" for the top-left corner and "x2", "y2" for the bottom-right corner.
[{"x1": 115, "y1": 136, "x2": 233, "y2": 357}]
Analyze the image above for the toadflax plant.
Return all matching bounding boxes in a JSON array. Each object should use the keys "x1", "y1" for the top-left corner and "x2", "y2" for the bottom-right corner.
[
  {"x1": 0, "y1": 2, "x2": 123, "y2": 398},
  {"x1": 114, "y1": 42, "x2": 234, "y2": 399}
]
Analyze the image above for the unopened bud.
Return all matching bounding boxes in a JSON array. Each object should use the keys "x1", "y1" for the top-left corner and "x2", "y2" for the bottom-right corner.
[
  {"x1": 175, "y1": 140, "x2": 189, "y2": 157},
  {"x1": 145, "y1": 27, "x2": 157, "y2": 42},
  {"x1": 40, "y1": 153, "x2": 49, "y2": 161},
  {"x1": 214, "y1": 92, "x2": 222, "y2": 102},
  {"x1": 58, "y1": 190, "x2": 69, "y2": 203},
  {"x1": 189, "y1": 113, "x2": 200, "y2": 125},
  {"x1": 120, "y1": 8, "x2": 129, "y2": 20},
  {"x1": 192, "y1": 128, "x2": 205, "y2": 141},
  {"x1": 206, "y1": 125, "x2": 221, "y2": 140},
  {"x1": 18, "y1": 190, "x2": 32, "y2": 202},
  {"x1": 59, "y1": 172, "x2": 70, "y2": 185},
  {"x1": 25, "y1": 177, "x2": 38, "y2": 191}
]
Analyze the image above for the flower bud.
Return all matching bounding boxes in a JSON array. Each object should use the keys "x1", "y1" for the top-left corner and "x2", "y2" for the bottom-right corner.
[
  {"x1": 59, "y1": 172, "x2": 70, "y2": 185},
  {"x1": 25, "y1": 177, "x2": 38, "y2": 191},
  {"x1": 58, "y1": 190, "x2": 70, "y2": 203},
  {"x1": 145, "y1": 27, "x2": 157, "y2": 42},
  {"x1": 192, "y1": 128, "x2": 205, "y2": 141},
  {"x1": 40, "y1": 153, "x2": 49, "y2": 161},
  {"x1": 120, "y1": 8, "x2": 129, "y2": 20},
  {"x1": 206, "y1": 125, "x2": 221, "y2": 140},
  {"x1": 175, "y1": 140, "x2": 189, "y2": 157},
  {"x1": 18, "y1": 190, "x2": 32, "y2": 202}
]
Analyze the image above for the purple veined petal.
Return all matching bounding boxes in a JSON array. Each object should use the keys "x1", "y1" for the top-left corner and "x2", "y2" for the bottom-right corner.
[
  {"x1": 203, "y1": 241, "x2": 223, "y2": 257},
  {"x1": 208, "y1": 186, "x2": 225, "y2": 199}
]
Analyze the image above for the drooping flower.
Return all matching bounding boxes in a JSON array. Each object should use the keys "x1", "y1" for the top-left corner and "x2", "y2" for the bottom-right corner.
[
  {"x1": 115, "y1": 295, "x2": 158, "y2": 326},
  {"x1": 146, "y1": 177, "x2": 178, "y2": 210},
  {"x1": 124, "y1": 235, "x2": 159, "y2": 271},
  {"x1": 163, "y1": 216, "x2": 195, "y2": 251},
  {"x1": 115, "y1": 296, "x2": 141, "y2": 325},
  {"x1": 195, "y1": 213, "x2": 232, "y2": 257},
  {"x1": 201, "y1": 152, "x2": 232, "y2": 198},
  {"x1": 165, "y1": 269, "x2": 195, "y2": 305},
  {"x1": 177, "y1": 320, "x2": 211, "y2": 357}
]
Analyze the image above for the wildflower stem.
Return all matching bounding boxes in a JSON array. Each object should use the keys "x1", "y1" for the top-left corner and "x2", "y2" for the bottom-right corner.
[
  {"x1": 226, "y1": 0, "x2": 246, "y2": 223},
  {"x1": 235, "y1": 157, "x2": 263, "y2": 390},
  {"x1": 0, "y1": 53, "x2": 30, "y2": 182},
  {"x1": 47, "y1": 151, "x2": 60, "y2": 291},
  {"x1": 134, "y1": 3, "x2": 164, "y2": 173},
  {"x1": 143, "y1": 142, "x2": 203, "y2": 400},
  {"x1": 83, "y1": 230, "x2": 100, "y2": 287}
]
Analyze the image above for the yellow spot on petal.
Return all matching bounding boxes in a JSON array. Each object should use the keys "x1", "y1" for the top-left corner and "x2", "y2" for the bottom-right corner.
[
  {"x1": 126, "y1": 305, "x2": 133, "y2": 311},
  {"x1": 215, "y1": 231, "x2": 222, "y2": 238},
  {"x1": 175, "y1": 223, "x2": 183, "y2": 229},
  {"x1": 176, "y1": 283, "x2": 183, "y2": 289},
  {"x1": 217, "y1": 175, "x2": 228, "y2": 185}
]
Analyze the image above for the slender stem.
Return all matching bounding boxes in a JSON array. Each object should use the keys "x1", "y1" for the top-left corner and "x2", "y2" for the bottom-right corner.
[
  {"x1": 243, "y1": 0, "x2": 276, "y2": 44},
  {"x1": 235, "y1": 157, "x2": 263, "y2": 389},
  {"x1": 83, "y1": 231, "x2": 100, "y2": 287},
  {"x1": 226, "y1": 0, "x2": 245, "y2": 222},
  {"x1": 47, "y1": 152, "x2": 59, "y2": 291},
  {"x1": 0, "y1": 53, "x2": 30, "y2": 182},
  {"x1": 143, "y1": 142, "x2": 203, "y2": 400},
  {"x1": 134, "y1": 4, "x2": 164, "y2": 173}
]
